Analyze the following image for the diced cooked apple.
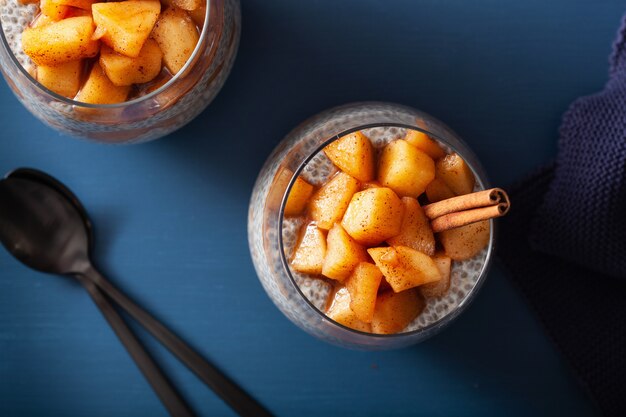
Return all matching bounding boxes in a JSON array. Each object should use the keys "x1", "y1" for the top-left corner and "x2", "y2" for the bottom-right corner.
[
  {"x1": 64, "y1": 7, "x2": 92, "y2": 18},
  {"x1": 309, "y1": 172, "x2": 360, "y2": 230},
  {"x1": 425, "y1": 178, "x2": 456, "y2": 203},
  {"x1": 378, "y1": 139, "x2": 435, "y2": 197},
  {"x1": 284, "y1": 177, "x2": 314, "y2": 216},
  {"x1": 323, "y1": 131, "x2": 375, "y2": 182},
  {"x1": 92, "y1": 1, "x2": 161, "y2": 58},
  {"x1": 368, "y1": 246, "x2": 441, "y2": 292},
  {"x1": 439, "y1": 220, "x2": 490, "y2": 260},
  {"x1": 345, "y1": 262, "x2": 383, "y2": 323},
  {"x1": 341, "y1": 187, "x2": 404, "y2": 246},
  {"x1": 322, "y1": 223, "x2": 369, "y2": 282},
  {"x1": 187, "y1": 4, "x2": 206, "y2": 27},
  {"x1": 267, "y1": 167, "x2": 293, "y2": 212},
  {"x1": 36, "y1": 60, "x2": 83, "y2": 98},
  {"x1": 290, "y1": 224, "x2": 326, "y2": 275},
  {"x1": 56, "y1": 0, "x2": 95, "y2": 10},
  {"x1": 362, "y1": 181, "x2": 381, "y2": 190},
  {"x1": 326, "y1": 287, "x2": 371, "y2": 332},
  {"x1": 151, "y1": 7, "x2": 200, "y2": 74},
  {"x1": 40, "y1": 0, "x2": 69, "y2": 20},
  {"x1": 31, "y1": 13, "x2": 56, "y2": 28},
  {"x1": 22, "y1": 16, "x2": 100, "y2": 66},
  {"x1": 435, "y1": 153, "x2": 476, "y2": 195},
  {"x1": 76, "y1": 62, "x2": 130, "y2": 104},
  {"x1": 404, "y1": 129, "x2": 445, "y2": 160},
  {"x1": 99, "y1": 38, "x2": 162, "y2": 86},
  {"x1": 420, "y1": 253, "x2": 451, "y2": 298},
  {"x1": 371, "y1": 289, "x2": 424, "y2": 334},
  {"x1": 387, "y1": 197, "x2": 435, "y2": 256},
  {"x1": 173, "y1": 0, "x2": 202, "y2": 11}
]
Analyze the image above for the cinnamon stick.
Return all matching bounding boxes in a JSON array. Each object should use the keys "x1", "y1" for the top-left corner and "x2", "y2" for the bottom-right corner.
[
  {"x1": 423, "y1": 188, "x2": 511, "y2": 233},
  {"x1": 423, "y1": 188, "x2": 509, "y2": 220},
  {"x1": 430, "y1": 204, "x2": 509, "y2": 233}
]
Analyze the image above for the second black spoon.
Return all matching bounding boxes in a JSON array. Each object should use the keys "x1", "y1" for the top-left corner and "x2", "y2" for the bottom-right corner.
[{"x1": 0, "y1": 168, "x2": 272, "y2": 417}]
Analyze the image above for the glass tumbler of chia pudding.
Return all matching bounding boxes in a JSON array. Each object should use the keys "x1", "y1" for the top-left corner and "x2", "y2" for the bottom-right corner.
[
  {"x1": 0, "y1": 0, "x2": 240, "y2": 143},
  {"x1": 248, "y1": 102, "x2": 497, "y2": 350}
]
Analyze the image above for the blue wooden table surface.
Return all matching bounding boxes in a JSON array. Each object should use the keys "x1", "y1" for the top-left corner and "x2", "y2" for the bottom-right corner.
[{"x1": 1, "y1": 0, "x2": 622, "y2": 415}]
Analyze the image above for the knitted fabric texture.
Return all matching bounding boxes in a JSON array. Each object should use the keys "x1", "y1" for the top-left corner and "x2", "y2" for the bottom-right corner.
[
  {"x1": 498, "y1": 15, "x2": 626, "y2": 417},
  {"x1": 529, "y1": 16, "x2": 626, "y2": 278},
  {"x1": 499, "y1": 167, "x2": 626, "y2": 417}
]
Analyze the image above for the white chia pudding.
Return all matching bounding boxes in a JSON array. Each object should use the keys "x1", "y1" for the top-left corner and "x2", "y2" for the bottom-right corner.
[{"x1": 281, "y1": 125, "x2": 488, "y2": 333}]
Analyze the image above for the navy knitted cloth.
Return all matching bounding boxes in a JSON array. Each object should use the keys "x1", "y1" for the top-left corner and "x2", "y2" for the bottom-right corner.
[{"x1": 498, "y1": 15, "x2": 626, "y2": 417}]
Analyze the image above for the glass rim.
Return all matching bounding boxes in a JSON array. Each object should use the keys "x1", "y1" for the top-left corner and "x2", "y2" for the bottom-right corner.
[
  {"x1": 277, "y1": 121, "x2": 496, "y2": 340},
  {"x1": 0, "y1": 0, "x2": 213, "y2": 109}
]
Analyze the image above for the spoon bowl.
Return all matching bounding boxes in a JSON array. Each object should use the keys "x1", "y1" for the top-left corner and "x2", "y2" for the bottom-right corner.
[
  {"x1": 6, "y1": 168, "x2": 94, "y2": 248},
  {"x1": 0, "y1": 177, "x2": 91, "y2": 274}
]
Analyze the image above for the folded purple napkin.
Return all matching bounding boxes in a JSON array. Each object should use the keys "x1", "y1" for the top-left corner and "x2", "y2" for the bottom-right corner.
[{"x1": 498, "y1": 15, "x2": 626, "y2": 417}]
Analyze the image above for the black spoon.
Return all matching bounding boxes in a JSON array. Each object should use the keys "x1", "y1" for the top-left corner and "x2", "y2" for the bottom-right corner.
[
  {"x1": 0, "y1": 168, "x2": 272, "y2": 417},
  {"x1": 1, "y1": 168, "x2": 195, "y2": 417}
]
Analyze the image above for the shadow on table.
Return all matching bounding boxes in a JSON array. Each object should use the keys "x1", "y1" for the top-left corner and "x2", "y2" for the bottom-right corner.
[{"x1": 88, "y1": 205, "x2": 128, "y2": 266}]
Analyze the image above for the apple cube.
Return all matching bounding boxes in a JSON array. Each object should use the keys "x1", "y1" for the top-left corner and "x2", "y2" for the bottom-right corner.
[
  {"x1": 322, "y1": 223, "x2": 369, "y2": 282},
  {"x1": 435, "y1": 153, "x2": 476, "y2": 195},
  {"x1": 323, "y1": 131, "x2": 375, "y2": 182},
  {"x1": 31, "y1": 13, "x2": 56, "y2": 28},
  {"x1": 439, "y1": 220, "x2": 490, "y2": 260},
  {"x1": 420, "y1": 253, "x2": 451, "y2": 298},
  {"x1": 173, "y1": 0, "x2": 202, "y2": 11},
  {"x1": 40, "y1": 0, "x2": 68, "y2": 20},
  {"x1": 371, "y1": 289, "x2": 424, "y2": 334},
  {"x1": 345, "y1": 262, "x2": 383, "y2": 323},
  {"x1": 404, "y1": 129, "x2": 445, "y2": 160},
  {"x1": 361, "y1": 181, "x2": 382, "y2": 190},
  {"x1": 425, "y1": 178, "x2": 456, "y2": 203},
  {"x1": 341, "y1": 187, "x2": 404, "y2": 246},
  {"x1": 187, "y1": 4, "x2": 206, "y2": 27},
  {"x1": 92, "y1": 1, "x2": 161, "y2": 58},
  {"x1": 290, "y1": 224, "x2": 326, "y2": 275},
  {"x1": 284, "y1": 177, "x2": 314, "y2": 217},
  {"x1": 100, "y1": 38, "x2": 162, "y2": 86},
  {"x1": 326, "y1": 287, "x2": 371, "y2": 332},
  {"x1": 387, "y1": 197, "x2": 435, "y2": 256},
  {"x1": 368, "y1": 246, "x2": 441, "y2": 292},
  {"x1": 64, "y1": 7, "x2": 92, "y2": 18},
  {"x1": 152, "y1": 7, "x2": 200, "y2": 74},
  {"x1": 76, "y1": 62, "x2": 130, "y2": 104},
  {"x1": 57, "y1": 0, "x2": 95, "y2": 9},
  {"x1": 22, "y1": 16, "x2": 100, "y2": 66},
  {"x1": 378, "y1": 140, "x2": 435, "y2": 197},
  {"x1": 36, "y1": 60, "x2": 83, "y2": 98},
  {"x1": 309, "y1": 172, "x2": 360, "y2": 230}
]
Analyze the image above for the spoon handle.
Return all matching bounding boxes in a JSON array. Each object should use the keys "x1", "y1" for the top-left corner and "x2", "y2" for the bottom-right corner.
[
  {"x1": 77, "y1": 275, "x2": 196, "y2": 417},
  {"x1": 81, "y1": 266, "x2": 273, "y2": 417}
]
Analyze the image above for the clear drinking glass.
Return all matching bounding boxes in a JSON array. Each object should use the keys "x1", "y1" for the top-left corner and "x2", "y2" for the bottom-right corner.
[
  {"x1": 248, "y1": 102, "x2": 495, "y2": 350},
  {"x1": 0, "y1": 0, "x2": 240, "y2": 143}
]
